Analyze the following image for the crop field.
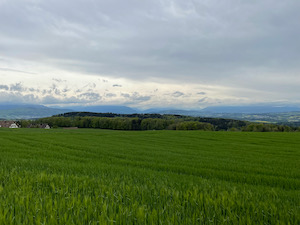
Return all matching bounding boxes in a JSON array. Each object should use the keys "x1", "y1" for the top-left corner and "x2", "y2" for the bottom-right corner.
[{"x1": 0, "y1": 128, "x2": 299, "y2": 224}]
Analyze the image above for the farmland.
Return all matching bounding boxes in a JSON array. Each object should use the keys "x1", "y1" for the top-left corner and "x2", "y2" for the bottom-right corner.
[{"x1": 0, "y1": 128, "x2": 299, "y2": 224}]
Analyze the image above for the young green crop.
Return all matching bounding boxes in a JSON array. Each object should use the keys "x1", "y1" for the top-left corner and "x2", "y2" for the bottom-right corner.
[{"x1": 0, "y1": 128, "x2": 299, "y2": 224}]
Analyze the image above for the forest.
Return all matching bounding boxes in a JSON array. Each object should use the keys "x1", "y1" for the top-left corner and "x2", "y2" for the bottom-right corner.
[{"x1": 18, "y1": 112, "x2": 300, "y2": 132}]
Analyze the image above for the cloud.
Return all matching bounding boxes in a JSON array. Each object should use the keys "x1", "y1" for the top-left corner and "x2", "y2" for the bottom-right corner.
[
  {"x1": 198, "y1": 97, "x2": 208, "y2": 103},
  {"x1": 121, "y1": 93, "x2": 130, "y2": 98},
  {"x1": 42, "y1": 95, "x2": 84, "y2": 104},
  {"x1": 86, "y1": 83, "x2": 96, "y2": 88},
  {"x1": 52, "y1": 78, "x2": 67, "y2": 83},
  {"x1": 62, "y1": 88, "x2": 69, "y2": 93},
  {"x1": 0, "y1": 91, "x2": 39, "y2": 103},
  {"x1": 0, "y1": 89, "x2": 102, "y2": 105},
  {"x1": 78, "y1": 92, "x2": 101, "y2": 101},
  {"x1": 28, "y1": 88, "x2": 40, "y2": 93},
  {"x1": 0, "y1": 1, "x2": 300, "y2": 107},
  {"x1": 0, "y1": 85, "x2": 9, "y2": 91},
  {"x1": 0, "y1": 67, "x2": 35, "y2": 74},
  {"x1": 10, "y1": 83, "x2": 27, "y2": 92},
  {"x1": 105, "y1": 93, "x2": 116, "y2": 98},
  {"x1": 121, "y1": 92, "x2": 151, "y2": 103},
  {"x1": 172, "y1": 91, "x2": 184, "y2": 98},
  {"x1": 43, "y1": 92, "x2": 102, "y2": 104},
  {"x1": 197, "y1": 92, "x2": 206, "y2": 95},
  {"x1": 42, "y1": 89, "x2": 52, "y2": 95},
  {"x1": 2, "y1": 0, "x2": 299, "y2": 85}
]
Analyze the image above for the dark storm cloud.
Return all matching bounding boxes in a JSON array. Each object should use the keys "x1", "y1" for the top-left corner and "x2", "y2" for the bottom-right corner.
[{"x1": 0, "y1": 0, "x2": 300, "y2": 101}]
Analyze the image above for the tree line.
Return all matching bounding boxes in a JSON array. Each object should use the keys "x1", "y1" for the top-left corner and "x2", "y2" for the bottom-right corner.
[{"x1": 18, "y1": 112, "x2": 300, "y2": 132}]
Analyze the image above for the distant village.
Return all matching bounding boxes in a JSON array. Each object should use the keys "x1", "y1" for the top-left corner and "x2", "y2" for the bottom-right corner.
[{"x1": 0, "y1": 121, "x2": 50, "y2": 129}]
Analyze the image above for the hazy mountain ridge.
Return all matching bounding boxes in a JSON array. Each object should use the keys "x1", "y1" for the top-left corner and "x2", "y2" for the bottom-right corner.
[
  {"x1": 0, "y1": 104, "x2": 140, "y2": 119},
  {"x1": 1, "y1": 103, "x2": 300, "y2": 124},
  {"x1": 201, "y1": 105, "x2": 300, "y2": 114},
  {"x1": 0, "y1": 104, "x2": 72, "y2": 119},
  {"x1": 69, "y1": 105, "x2": 138, "y2": 114}
]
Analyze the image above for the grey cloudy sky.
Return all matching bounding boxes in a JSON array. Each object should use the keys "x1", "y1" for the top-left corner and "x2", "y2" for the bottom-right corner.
[{"x1": 0, "y1": 0, "x2": 300, "y2": 109}]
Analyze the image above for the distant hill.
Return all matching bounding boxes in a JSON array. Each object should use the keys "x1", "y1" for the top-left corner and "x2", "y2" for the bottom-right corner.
[
  {"x1": 56, "y1": 112, "x2": 178, "y2": 119},
  {"x1": 143, "y1": 105, "x2": 300, "y2": 115},
  {"x1": 201, "y1": 105, "x2": 300, "y2": 114},
  {"x1": 142, "y1": 105, "x2": 300, "y2": 125},
  {"x1": 0, "y1": 104, "x2": 142, "y2": 119},
  {"x1": 2, "y1": 103, "x2": 300, "y2": 123},
  {"x1": 44, "y1": 111, "x2": 249, "y2": 131},
  {"x1": 0, "y1": 104, "x2": 43, "y2": 111},
  {"x1": 142, "y1": 108, "x2": 176, "y2": 113},
  {"x1": 0, "y1": 104, "x2": 72, "y2": 119},
  {"x1": 151, "y1": 109, "x2": 201, "y2": 116}
]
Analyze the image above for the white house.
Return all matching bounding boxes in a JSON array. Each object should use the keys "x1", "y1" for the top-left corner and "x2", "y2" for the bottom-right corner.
[
  {"x1": 45, "y1": 125, "x2": 50, "y2": 129},
  {"x1": 9, "y1": 123, "x2": 19, "y2": 128}
]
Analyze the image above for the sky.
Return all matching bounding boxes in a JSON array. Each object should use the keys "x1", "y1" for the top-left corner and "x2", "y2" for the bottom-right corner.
[{"x1": 0, "y1": 0, "x2": 300, "y2": 109}]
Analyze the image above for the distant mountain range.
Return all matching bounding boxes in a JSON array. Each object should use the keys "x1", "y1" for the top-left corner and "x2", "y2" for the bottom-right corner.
[
  {"x1": 0, "y1": 104, "x2": 140, "y2": 119},
  {"x1": 69, "y1": 105, "x2": 138, "y2": 114},
  {"x1": 1, "y1": 103, "x2": 300, "y2": 123},
  {"x1": 0, "y1": 104, "x2": 72, "y2": 119},
  {"x1": 201, "y1": 105, "x2": 300, "y2": 114}
]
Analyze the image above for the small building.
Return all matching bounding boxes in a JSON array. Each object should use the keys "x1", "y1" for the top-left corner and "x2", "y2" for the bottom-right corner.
[
  {"x1": 9, "y1": 123, "x2": 19, "y2": 128},
  {"x1": 0, "y1": 121, "x2": 14, "y2": 128},
  {"x1": 0, "y1": 121, "x2": 20, "y2": 128},
  {"x1": 27, "y1": 123, "x2": 50, "y2": 129}
]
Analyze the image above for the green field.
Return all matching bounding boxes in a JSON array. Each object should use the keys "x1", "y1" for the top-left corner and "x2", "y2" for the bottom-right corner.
[{"x1": 0, "y1": 129, "x2": 299, "y2": 224}]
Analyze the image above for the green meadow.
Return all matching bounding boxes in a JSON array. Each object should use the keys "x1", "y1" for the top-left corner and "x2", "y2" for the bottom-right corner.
[{"x1": 0, "y1": 128, "x2": 299, "y2": 224}]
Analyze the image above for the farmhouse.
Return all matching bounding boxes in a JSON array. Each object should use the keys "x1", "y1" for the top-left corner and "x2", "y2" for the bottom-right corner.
[
  {"x1": 27, "y1": 123, "x2": 51, "y2": 129},
  {"x1": 9, "y1": 123, "x2": 19, "y2": 128},
  {"x1": 0, "y1": 121, "x2": 20, "y2": 128}
]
